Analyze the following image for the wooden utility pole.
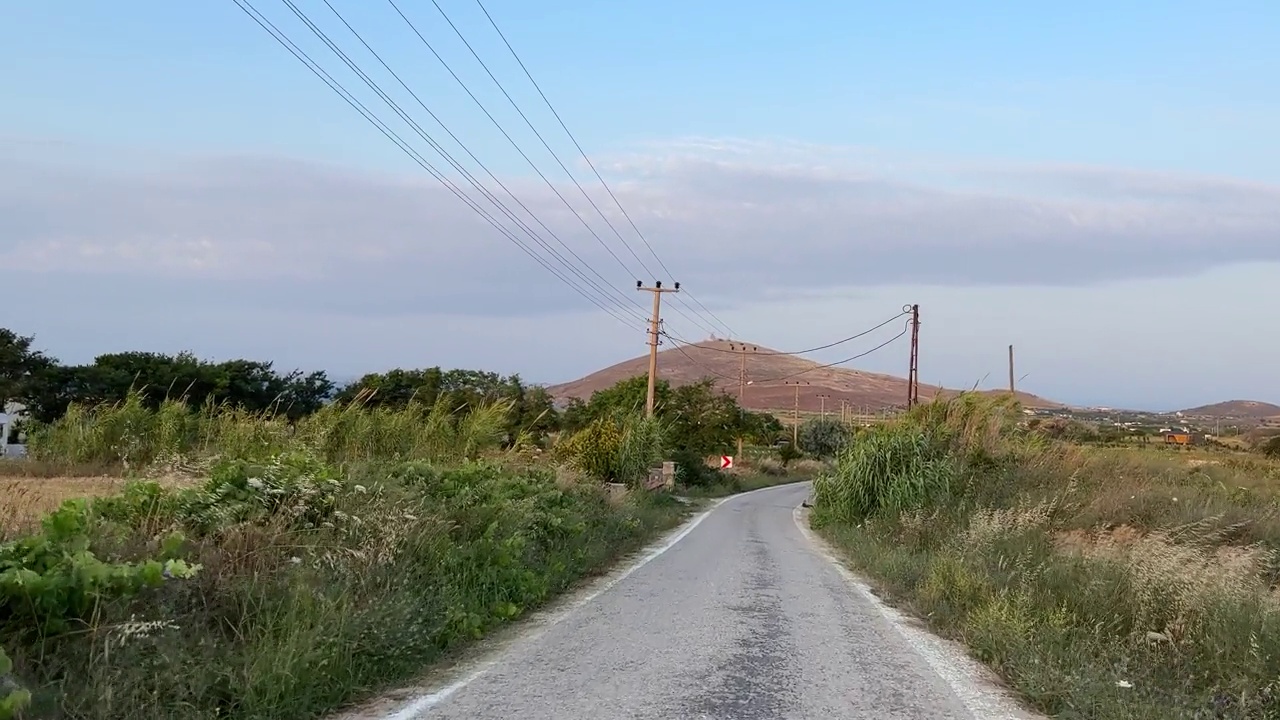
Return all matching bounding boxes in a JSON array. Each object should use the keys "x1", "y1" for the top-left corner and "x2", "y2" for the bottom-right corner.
[
  {"x1": 1008, "y1": 344, "x2": 1015, "y2": 396},
  {"x1": 907, "y1": 304, "x2": 920, "y2": 408},
  {"x1": 730, "y1": 342, "x2": 757, "y2": 458},
  {"x1": 817, "y1": 393, "x2": 831, "y2": 419},
  {"x1": 784, "y1": 380, "x2": 810, "y2": 446},
  {"x1": 637, "y1": 280, "x2": 680, "y2": 417}
]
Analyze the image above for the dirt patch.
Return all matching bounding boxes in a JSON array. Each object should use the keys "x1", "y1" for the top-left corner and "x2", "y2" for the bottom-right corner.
[{"x1": 1053, "y1": 524, "x2": 1145, "y2": 554}]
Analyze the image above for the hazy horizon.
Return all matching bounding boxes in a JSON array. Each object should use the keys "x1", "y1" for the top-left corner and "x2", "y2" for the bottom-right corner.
[{"x1": 4, "y1": 1, "x2": 1277, "y2": 413}]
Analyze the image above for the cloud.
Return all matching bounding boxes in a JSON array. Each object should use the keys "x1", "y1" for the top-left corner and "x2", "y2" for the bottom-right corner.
[{"x1": 3, "y1": 137, "x2": 1278, "y2": 325}]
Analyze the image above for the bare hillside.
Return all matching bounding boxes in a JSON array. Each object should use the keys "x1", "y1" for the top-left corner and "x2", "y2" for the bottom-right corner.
[
  {"x1": 1179, "y1": 400, "x2": 1280, "y2": 419},
  {"x1": 548, "y1": 339, "x2": 1064, "y2": 413}
]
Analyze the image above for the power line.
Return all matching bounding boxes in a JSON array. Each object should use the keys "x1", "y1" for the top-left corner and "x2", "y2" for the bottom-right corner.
[
  {"x1": 230, "y1": 0, "x2": 642, "y2": 328},
  {"x1": 665, "y1": 316, "x2": 916, "y2": 384},
  {"x1": 397, "y1": 0, "x2": 726, "y2": 342},
  {"x1": 753, "y1": 319, "x2": 913, "y2": 383},
  {"x1": 660, "y1": 318, "x2": 910, "y2": 384},
  {"x1": 665, "y1": 337, "x2": 741, "y2": 382},
  {"x1": 383, "y1": 0, "x2": 648, "y2": 286},
  {"x1": 425, "y1": 0, "x2": 656, "y2": 278},
  {"x1": 470, "y1": 0, "x2": 736, "y2": 339},
  {"x1": 266, "y1": 0, "x2": 655, "y2": 325},
  {"x1": 270, "y1": 0, "x2": 649, "y2": 324},
  {"x1": 662, "y1": 307, "x2": 912, "y2": 357}
]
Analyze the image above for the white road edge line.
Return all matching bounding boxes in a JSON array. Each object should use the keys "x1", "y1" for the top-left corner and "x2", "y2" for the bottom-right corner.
[
  {"x1": 376, "y1": 483, "x2": 794, "y2": 720},
  {"x1": 793, "y1": 506, "x2": 1044, "y2": 720}
]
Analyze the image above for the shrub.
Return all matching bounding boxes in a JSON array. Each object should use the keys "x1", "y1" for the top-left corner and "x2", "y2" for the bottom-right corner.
[
  {"x1": 4, "y1": 452, "x2": 687, "y2": 719},
  {"x1": 812, "y1": 424, "x2": 956, "y2": 525},
  {"x1": 555, "y1": 410, "x2": 666, "y2": 485},
  {"x1": 671, "y1": 447, "x2": 720, "y2": 486},
  {"x1": 777, "y1": 442, "x2": 803, "y2": 467},
  {"x1": 798, "y1": 418, "x2": 852, "y2": 459}
]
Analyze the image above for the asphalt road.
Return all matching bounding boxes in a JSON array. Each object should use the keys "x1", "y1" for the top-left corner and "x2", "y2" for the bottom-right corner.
[{"x1": 386, "y1": 482, "x2": 1031, "y2": 720}]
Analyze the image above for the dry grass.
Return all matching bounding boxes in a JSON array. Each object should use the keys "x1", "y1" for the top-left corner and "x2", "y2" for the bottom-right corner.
[
  {"x1": 814, "y1": 395, "x2": 1280, "y2": 719},
  {"x1": 1, "y1": 477, "x2": 129, "y2": 537},
  {"x1": 0, "y1": 474, "x2": 197, "y2": 539}
]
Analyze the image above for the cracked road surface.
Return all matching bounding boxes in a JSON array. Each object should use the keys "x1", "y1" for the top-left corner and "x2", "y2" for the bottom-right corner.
[{"x1": 397, "y1": 482, "x2": 1030, "y2": 719}]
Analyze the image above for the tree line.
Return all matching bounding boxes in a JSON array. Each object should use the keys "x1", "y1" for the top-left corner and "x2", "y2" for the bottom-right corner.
[{"x1": 1, "y1": 329, "x2": 782, "y2": 455}]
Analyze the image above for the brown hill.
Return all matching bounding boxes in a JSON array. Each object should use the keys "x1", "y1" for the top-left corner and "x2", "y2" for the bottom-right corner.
[
  {"x1": 548, "y1": 339, "x2": 1065, "y2": 414},
  {"x1": 1178, "y1": 400, "x2": 1280, "y2": 419}
]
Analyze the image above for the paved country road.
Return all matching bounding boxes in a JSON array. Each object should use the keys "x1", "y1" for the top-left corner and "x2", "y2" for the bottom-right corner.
[{"x1": 352, "y1": 482, "x2": 1040, "y2": 720}]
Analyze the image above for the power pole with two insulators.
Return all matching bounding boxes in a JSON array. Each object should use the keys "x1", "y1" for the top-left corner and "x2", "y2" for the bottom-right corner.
[
  {"x1": 729, "y1": 341, "x2": 757, "y2": 458},
  {"x1": 637, "y1": 280, "x2": 680, "y2": 417}
]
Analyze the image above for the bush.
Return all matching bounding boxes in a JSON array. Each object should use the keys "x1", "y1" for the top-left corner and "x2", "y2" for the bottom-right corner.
[
  {"x1": 777, "y1": 442, "x2": 803, "y2": 467},
  {"x1": 3, "y1": 453, "x2": 687, "y2": 719},
  {"x1": 555, "y1": 410, "x2": 666, "y2": 485},
  {"x1": 798, "y1": 418, "x2": 852, "y2": 459},
  {"x1": 671, "y1": 448, "x2": 720, "y2": 487},
  {"x1": 812, "y1": 424, "x2": 955, "y2": 525}
]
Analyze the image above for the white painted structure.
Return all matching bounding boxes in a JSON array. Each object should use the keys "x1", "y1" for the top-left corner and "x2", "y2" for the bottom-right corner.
[{"x1": 1, "y1": 402, "x2": 27, "y2": 458}]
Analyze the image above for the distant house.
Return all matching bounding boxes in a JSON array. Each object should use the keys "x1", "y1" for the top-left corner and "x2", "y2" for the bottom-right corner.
[
  {"x1": 1, "y1": 402, "x2": 28, "y2": 457},
  {"x1": 1161, "y1": 429, "x2": 1198, "y2": 446}
]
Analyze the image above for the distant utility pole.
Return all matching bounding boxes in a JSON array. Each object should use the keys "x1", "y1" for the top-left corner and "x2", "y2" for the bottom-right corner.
[
  {"x1": 839, "y1": 399, "x2": 849, "y2": 426},
  {"x1": 817, "y1": 394, "x2": 831, "y2": 419},
  {"x1": 784, "y1": 380, "x2": 810, "y2": 446},
  {"x1": 907, "y1": 304, "x2": 920, "y2": 408},
  {"x1": 730, "y1": 341, "x2": 757, "y2": 458},
  {"x1": 637, "y1": 280, "x2": 680, "y2": 417},
  {"x1": 1008, "y1": 344, "x2": 1016, "y2": 396}
]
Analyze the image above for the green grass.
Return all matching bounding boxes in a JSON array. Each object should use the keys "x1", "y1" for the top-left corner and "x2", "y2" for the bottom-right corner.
[
  {"x1": 811, "y1": 395, "x2": 1280, "y2": 720},
  {"x1": 1, "y1": 396, "x2": 691, "y2": 719}
]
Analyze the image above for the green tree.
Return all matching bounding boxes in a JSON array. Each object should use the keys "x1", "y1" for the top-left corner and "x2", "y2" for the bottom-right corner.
[
  {"x1": 798, "y1": 418, "x2": 852, "y2": 458},
  {"x1": 0, "y1": 329, "x2": 56, "y2": 407},
  {"x1": 561, "y1": 375, "x2": 779, "y2": 458}
]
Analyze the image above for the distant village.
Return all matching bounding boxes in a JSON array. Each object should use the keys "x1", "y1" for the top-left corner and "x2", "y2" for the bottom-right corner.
[{"x1": 1022, "y1": 404, "x2": 1280, "y2": 446}]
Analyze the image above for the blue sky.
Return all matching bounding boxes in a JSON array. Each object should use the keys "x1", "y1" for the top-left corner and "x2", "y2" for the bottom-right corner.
[{"x1": 2, "y1": 0, "x2": 1278, "y2": 409}]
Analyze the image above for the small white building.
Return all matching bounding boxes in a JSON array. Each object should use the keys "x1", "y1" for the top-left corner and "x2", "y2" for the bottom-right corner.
[{"x1": 1, "y1": 402, "x2": 28, "y2": 457}]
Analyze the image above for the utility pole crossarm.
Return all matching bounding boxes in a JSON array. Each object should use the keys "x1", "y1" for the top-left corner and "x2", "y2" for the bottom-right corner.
[
  {"x1": 784, "y1": 380, "x2": 810, "y2": 446},
  {"x1": 729, "y1": 342, "x2": 757, "y2": 458},
  {"x1": 637, "y1": 280, "x2": 680, "y2": 417}
]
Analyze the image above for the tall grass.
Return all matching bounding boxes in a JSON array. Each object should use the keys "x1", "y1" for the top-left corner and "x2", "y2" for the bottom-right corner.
[
  {"x1": 27, "y1": 391, "x2": 513, "y2": 470},
  {"x1": 812, "y1": 394, "x2": 1280, "y2": 719},
  {"x1": 554, "y1": 410, "x2": 667, "y2": 485},
  {"x1": 3, "y1": 393, "x2": 692, "y2": 719}
]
